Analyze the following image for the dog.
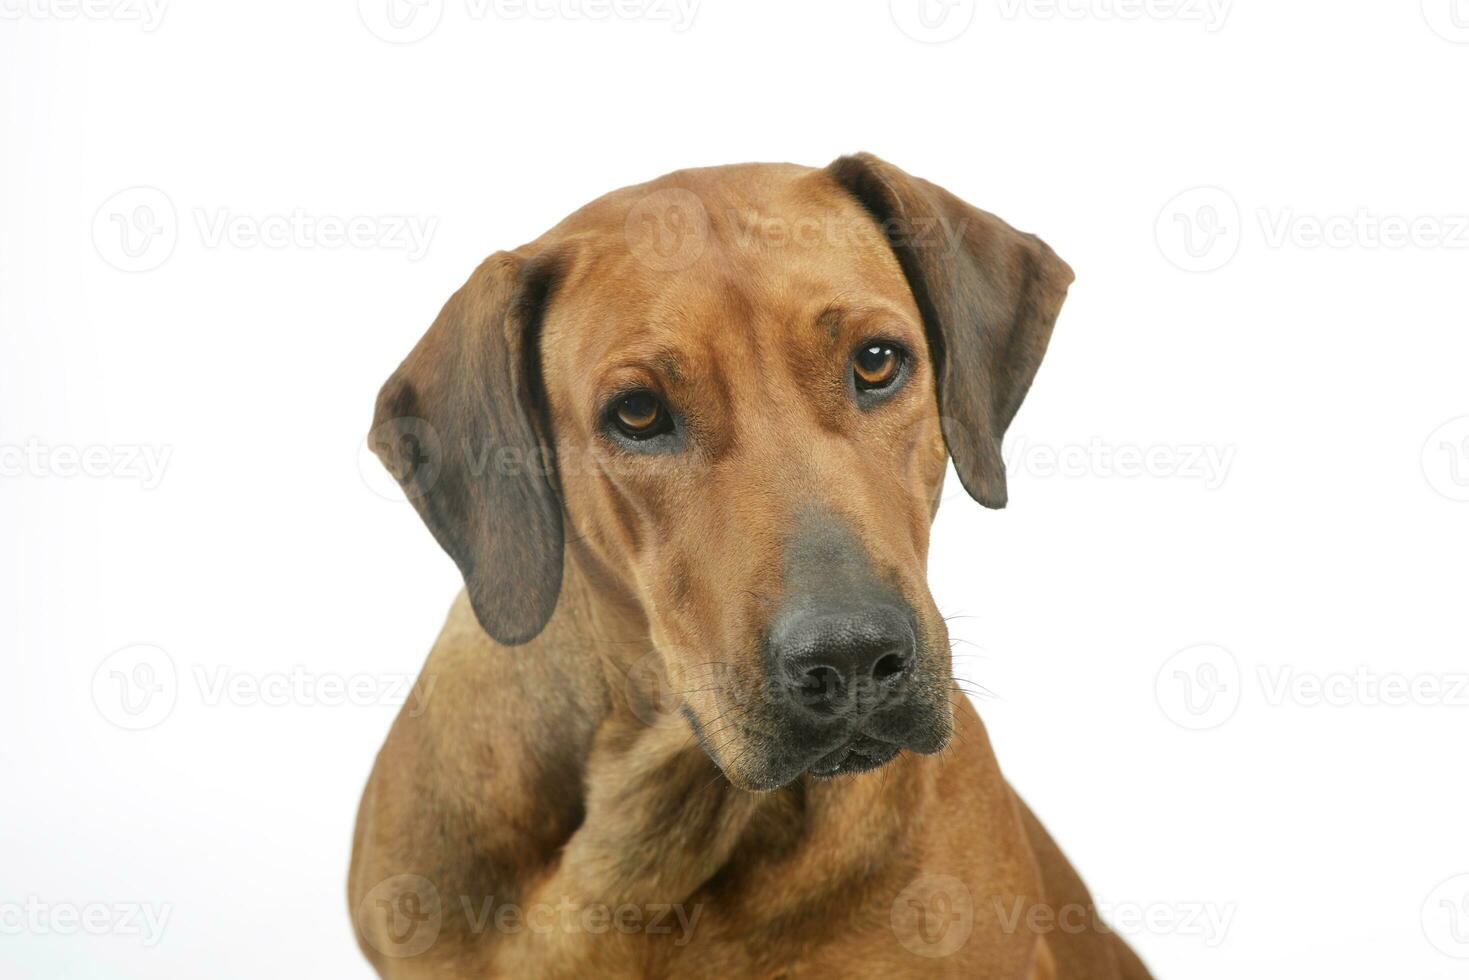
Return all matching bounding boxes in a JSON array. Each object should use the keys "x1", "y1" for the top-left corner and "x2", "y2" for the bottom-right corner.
[{"x1": 349, "y1": 153, "x2": 1153, "y2": 979}]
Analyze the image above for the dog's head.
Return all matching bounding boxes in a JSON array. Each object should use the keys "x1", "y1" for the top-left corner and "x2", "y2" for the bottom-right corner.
[{"x1": 372, "y1": 154, "x2": 1072, "y2": 790}]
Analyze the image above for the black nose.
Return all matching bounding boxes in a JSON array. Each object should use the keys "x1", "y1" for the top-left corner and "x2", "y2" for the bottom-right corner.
[{"x1": 771, "y1": 604, "x2": 916, "y2": 718}]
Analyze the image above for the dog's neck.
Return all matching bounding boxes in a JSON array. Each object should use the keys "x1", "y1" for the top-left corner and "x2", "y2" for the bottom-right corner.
[
  {"x1": 516, "y1": 551, "x2": 934, "y2": 911},
  {"x1": 419, "y1": 560, "x2": 985, "y2": 977}
]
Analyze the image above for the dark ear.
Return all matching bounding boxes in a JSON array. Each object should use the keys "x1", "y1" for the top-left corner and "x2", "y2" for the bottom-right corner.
[
  {"x1": 370, "y1": 250, "x2": 564, "y2": 645},
  {"x1": 826, "y1": 153, "x2": 1074, "y2": 509}
]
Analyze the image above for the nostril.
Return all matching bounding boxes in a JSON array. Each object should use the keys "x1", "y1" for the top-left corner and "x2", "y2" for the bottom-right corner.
[
  {"x1": 797, "y1": 665, "x2": 843, "y2": 713},
  {"x1": 800, "y1": 665, "x2": 841, "y2": 694},
  {"x1": 872, "y1": 652, "x2": 908, "y2": 683}
]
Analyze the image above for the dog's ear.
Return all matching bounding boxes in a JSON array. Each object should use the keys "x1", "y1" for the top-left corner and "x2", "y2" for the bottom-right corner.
[
  {"x1": 826, "y1": 153, "x2": 1074, "y2": 509},
  {"x1": 370, "y1": 250, "x2": 564, "y2": 645}
]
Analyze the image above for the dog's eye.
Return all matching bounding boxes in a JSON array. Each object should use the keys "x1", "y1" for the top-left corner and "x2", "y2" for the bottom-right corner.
[
  {"x1": 853, "y1": 343, "x2": 903, "y2": 391},
  {"x1": 610, "y1": 391, "x2": 672, "y2": 440}
]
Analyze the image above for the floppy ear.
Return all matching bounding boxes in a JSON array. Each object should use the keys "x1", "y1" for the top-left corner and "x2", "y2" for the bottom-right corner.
[
  {"x1": 826, "y1": 153, "x2": 1074, "y2": 509},
  {"x1": 370, "y1": 250, "x2": 564, "y2": 645}
]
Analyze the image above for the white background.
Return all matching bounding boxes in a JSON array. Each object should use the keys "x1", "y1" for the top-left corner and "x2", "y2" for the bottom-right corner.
[{"x1": 3, "y1": 1, "x2": 1468, "y2": 976}]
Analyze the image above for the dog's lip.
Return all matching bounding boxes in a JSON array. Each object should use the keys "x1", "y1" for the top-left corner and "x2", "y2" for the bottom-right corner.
[
  {"x1": 806, "y1": 733, "x2": 899, "y2": 777},
  {"x1": 808, "y1": 743, "x2": 854, "y2": 776}
]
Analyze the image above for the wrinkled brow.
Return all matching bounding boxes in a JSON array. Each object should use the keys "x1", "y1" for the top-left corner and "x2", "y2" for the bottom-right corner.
[
  {"x1": 812, "y1": 302, "x2": 913, "y2": 341},
  {"x1": 595, "y1": 342, "x2": 686, "y2": 389}
]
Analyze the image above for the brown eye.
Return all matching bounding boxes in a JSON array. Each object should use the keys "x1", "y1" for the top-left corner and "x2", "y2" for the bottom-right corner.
[
  {"x1": 611, "y1": 391, "x2": 671, "y2": 439},
  {"x1": 853, "y1": 343, "x2": 902, "y2": 390}
]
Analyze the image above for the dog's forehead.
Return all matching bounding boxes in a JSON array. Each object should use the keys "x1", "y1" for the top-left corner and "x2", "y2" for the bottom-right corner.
[{"x1": 538, "y1": 163, "x2": 919, "y2": 377}]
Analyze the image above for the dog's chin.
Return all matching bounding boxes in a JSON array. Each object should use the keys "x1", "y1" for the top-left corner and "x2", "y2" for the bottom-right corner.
[
  {"x1": 721, "y1": 735, "x2": 909, "y2": 790},
  {"x1": 686, "y1": 702, "x2": 954, "y2": 793},
  {"x1": 707, "y1": 729, "x2": 949, "y2": 792}
]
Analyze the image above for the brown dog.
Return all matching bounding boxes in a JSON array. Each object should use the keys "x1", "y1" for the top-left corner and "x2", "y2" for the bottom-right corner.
[{"x1": 349, "y1": 154, "x2": 1153, "y2": 979}]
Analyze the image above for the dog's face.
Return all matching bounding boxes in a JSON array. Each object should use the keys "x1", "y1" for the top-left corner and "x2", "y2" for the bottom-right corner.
[
  {"x1": 540, "y1": 176, "x2": 952, "y2": 789},
  {"x1": 372, "y1": 155, "x2": 1072, "y2": 791}
]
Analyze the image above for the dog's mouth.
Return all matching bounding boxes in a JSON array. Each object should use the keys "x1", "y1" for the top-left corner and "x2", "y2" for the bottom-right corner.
[
  {"x1": 682, "y1": 673, "x2": 953, "y2": 791},
  {"x1": 805, "y1": 734, "x2": 901, "y2": 778}
]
